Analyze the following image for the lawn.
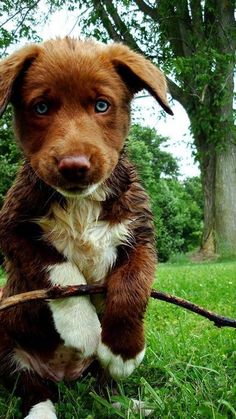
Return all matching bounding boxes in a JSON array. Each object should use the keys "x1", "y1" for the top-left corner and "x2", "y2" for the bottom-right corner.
[{"x1": 0, "y1": 261, "x2": 235, "y2": 418}]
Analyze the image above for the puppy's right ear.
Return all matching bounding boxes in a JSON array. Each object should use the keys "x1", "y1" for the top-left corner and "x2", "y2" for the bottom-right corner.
[
  {"x1": 0, "y1": 44, "x2": 40, "y2": 117},
  {"x1": 107, "y1": 43, "x2": 173, "y2": 115}
]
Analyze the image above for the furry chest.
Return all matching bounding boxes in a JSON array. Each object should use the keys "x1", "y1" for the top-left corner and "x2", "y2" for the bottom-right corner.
[{"x1": 37, "y1": 196, "x2": 131, "y2": 283}]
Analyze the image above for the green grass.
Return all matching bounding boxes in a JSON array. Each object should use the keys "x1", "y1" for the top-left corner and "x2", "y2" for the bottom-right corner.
[
  {"x1": 0, "y1": 261, "x2": 236, "y2": 418},
  {"x1": 0, "y1": 271, "x2": 5, "y2": 286}
]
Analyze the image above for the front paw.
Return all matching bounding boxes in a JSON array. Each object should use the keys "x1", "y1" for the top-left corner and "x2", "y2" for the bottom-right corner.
[
  {"x1": 24, "y1": 400, "x2": 57, "y2": 419},
  {"x1": 97, "y1": 341, "x2": 145, "y2": 380},
  {"x1": 50, "y1": 298, "x2": 101, "y2": 358},
  {"x1": 63, "y1": 306, "x2": 101, "y2": 358}
]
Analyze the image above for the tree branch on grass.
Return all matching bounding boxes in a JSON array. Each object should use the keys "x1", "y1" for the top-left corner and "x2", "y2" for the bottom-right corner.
[{"x1": 0, "y1": 285, "x2": 235, "y2": 329}]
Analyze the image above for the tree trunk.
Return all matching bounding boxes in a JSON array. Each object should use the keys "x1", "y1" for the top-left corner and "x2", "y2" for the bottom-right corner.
[
  {"x1": 191, "y1": 75, "x2": 236, "y2": 257},
  {"x1": 215, "y1": 142, "x2": 236, "y2": 255},
  {"x1": 199, "y1": 142, "x2": 236, "y2": 258},
  {"x1": 200, "y1": 144, "x2": 216, "y2": 256}
]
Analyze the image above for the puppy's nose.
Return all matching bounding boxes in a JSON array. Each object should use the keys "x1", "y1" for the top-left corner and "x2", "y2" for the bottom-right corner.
[{"x1": 58, "y1": 156, "x2": 91, "y2": 180}]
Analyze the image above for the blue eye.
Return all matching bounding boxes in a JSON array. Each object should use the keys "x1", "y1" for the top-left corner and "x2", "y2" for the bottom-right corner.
[
  {"x1": 95, "y1": 100, "x2": 110, "y2": 113},
  {"x1": 34, "y1": 102, "x2": 49, "y2": 115}
]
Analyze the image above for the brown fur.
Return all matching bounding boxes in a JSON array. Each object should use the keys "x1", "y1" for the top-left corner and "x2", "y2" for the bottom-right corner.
[{"x1": 0, "y1": 37, "x2": 172, "y2": 416}]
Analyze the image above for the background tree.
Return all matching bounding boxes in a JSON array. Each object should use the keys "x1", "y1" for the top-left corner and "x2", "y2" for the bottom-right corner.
[
  {"x1": 127, "y1": 125, "x2": 203, "y2": 261},
  {"x1": 0, "y1": 0, "x2": 43, "y2": 53},
  {"x1": 75, "y1": 0, "x2": 235, "y2": 258}
]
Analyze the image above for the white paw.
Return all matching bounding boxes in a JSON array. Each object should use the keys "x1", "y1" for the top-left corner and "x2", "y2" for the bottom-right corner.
[
  {"x1": 62, "y1": 299, "x2": 101, "y2": 358},
  {"x1": 49, "y1": 263, "x2": 101, "y2": 358},
  {"x1": 50, "y1": 297, "x2": 101, "y2": 358},
  {"x1": 24, "y1": 400, "x2": 57, "y2": 419},
  {"x1": 97, "y1": 341, "x2": 145, "y2": 380}
]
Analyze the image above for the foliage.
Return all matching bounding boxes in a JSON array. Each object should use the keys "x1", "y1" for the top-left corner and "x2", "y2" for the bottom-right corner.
[
  {"x1": 0, "y1": 0, "x2": 84, "y2": 56},
  {"x1": 0, "y1": 0, "x2": 41, "y2": 55},
  {"x1": 128, "y1": 124, "x2": 179, "y2": 180},
  {"x1": 0, "y1": 1, "x2": 43, "y2": 205},
  {"x1": 0, "y1": 261, "x2": 235, "y2": 417},
  {"x1": 0, "y1": 107, "x2": 22, "y2": 208},
  {"x1": 127, "y1": 125, "x2": 203, "y2": 261}
]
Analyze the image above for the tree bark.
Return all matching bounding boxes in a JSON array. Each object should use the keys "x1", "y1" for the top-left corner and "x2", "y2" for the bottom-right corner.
[
  {"x1": 188, "y1": 53, "x2": 235, "y2": 257},
  {"x1": 215, "y1": 141, "x2": 236, "y2": 255},
  {"x1": 190, "y1": 136, "x2": 236, "y2": 259},
  {"x1": 200, "y1": 144, "x2": 216, "y2": 256}
]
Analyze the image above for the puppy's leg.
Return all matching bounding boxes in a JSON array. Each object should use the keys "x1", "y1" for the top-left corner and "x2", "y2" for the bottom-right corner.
[
  {"x1": 97, "y1": 243, "x2": 156, "y2": 380},
  {"x1": 1, "y1": 365, "x2": 58, "y2": 419},
  {"x1": 17, "y1": 371, "x2": 58, "y2": 419},
  {"x1": 49, "y1": 261, "x2": 101, "y2": 357}
]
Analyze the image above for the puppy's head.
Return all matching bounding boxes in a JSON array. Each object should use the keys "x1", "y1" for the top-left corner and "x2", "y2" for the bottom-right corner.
[{"x1": 0, "y1": 38, "x2": 172, "y2": 197}]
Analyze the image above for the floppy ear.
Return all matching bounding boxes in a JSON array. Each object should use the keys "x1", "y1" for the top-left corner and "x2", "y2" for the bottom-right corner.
[
  {"x1": 108, "y1": 44, "x2": 173, "y2": 115},
  {"x1": 0, "y1": 44, "x2": 40, "y2": 117}
]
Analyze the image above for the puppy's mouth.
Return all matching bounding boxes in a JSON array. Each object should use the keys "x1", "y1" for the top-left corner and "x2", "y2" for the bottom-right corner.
[
  {"x1": 65, "y1": 185, "x2": 87, "y2": 193},
  {"x1": 56, "y1": 183, "x2": 101, "y2": 198},
  {"x1": 33, "y1": 152, "x2": 115, "y2": 199}
]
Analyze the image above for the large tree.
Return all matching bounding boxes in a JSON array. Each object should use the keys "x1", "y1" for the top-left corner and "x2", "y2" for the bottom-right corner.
[{"x1": 75, "y1": 0, "x2": 235, "y2": 257}]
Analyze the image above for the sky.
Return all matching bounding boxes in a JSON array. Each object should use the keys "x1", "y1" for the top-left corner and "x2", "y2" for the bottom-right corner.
[{"x1": 38, "y1": 7, "x2": 200, "y2": 179}]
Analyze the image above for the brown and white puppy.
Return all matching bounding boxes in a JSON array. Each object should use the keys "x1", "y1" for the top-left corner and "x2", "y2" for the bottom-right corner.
[{"x1": 0, "y1": 38, "x2": 172, "y2": 418}]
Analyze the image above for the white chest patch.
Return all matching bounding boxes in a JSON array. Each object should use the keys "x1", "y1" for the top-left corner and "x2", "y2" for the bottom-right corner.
[{"x1": 37, "y1": 188, "x2": 131, "y2": 284}]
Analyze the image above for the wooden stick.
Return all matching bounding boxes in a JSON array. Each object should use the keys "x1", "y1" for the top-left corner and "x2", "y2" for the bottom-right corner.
[
  {"x1": 0, "y1": 285, "x2": 105, "y2": 310},
  {"x1": 0, "y1": 285, "x2": 235, "y2": 328},
  {"x1": 150, "y1": 290, "x2": 236, "y2": 328}
]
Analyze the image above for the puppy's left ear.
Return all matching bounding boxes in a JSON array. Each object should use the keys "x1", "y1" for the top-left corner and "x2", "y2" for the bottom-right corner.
[
  {"x1": 0, "y1": 44, "x2": 40, "y2": 117},
  {"x1": 108, "y1": 44, "x2": 173, "y2": 115}
]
